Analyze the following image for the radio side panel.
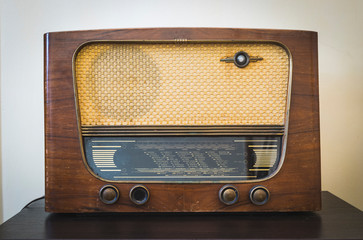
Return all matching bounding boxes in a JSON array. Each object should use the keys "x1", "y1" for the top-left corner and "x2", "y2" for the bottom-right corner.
[{"x1": 44, "y1": 28, "x2": 320, "y2": 212}]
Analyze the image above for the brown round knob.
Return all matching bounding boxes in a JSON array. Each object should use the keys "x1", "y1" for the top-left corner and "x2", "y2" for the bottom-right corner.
[
  {"x1": 223, "y1": 188, "x2": 237, "y2": 202},
  {"x1": 99, "y1": 185, "x2": 119, "y2": 204},
  {"x1": 249, "y1": 186, "x2": 269, "y2": 205},
  {"x1": 219, "y1": 185, "x2": 239, "y2": 205}
]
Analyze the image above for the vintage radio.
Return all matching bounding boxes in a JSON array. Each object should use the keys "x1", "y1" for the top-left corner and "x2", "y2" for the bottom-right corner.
[{"x1": 44, "y1": 28, "x2": 321, "y2": 212}]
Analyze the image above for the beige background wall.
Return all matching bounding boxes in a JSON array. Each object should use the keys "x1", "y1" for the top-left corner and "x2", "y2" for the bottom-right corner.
[{"x1": 0, "y1": 0, "x2": 362, "y2": 222}]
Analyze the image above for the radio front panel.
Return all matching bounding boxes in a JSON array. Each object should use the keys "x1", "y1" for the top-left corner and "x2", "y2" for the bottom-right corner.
[
  {"x1": 74, "y1": 41, "x2": 290, "y2": 184},
  {"x1": 45, "y1": 28, "x2": 321, "y2": 212}
]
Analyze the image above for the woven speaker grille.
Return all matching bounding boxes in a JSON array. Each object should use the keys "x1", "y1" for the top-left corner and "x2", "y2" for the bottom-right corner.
[{"x1": 74, "y1": 42, "x2": 289, "y2": 126}]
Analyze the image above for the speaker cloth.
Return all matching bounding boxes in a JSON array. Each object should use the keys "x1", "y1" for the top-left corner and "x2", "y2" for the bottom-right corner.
[{"x1": 74, "y1": 42, "x2": 289, "y2": 126}]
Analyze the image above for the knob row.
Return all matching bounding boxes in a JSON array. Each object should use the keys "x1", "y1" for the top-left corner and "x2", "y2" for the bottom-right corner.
[
  {"x1": 218, "y1": 185, "x2": 270, "y2": 206},
  {"x1": 99, "y1": 185, "x2": 149, "y2": 205},
  {"x1": 99, "y1": 185, "x2": 270, "y2": 206}
]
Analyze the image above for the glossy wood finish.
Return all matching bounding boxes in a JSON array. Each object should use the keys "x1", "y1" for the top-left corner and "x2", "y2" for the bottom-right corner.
[
  {"x1": 44, "y1": 28, "x2": 321, "y2": 212},
  {"x1": 2, "y1": 192, "x2": 361, "y2": 239}
]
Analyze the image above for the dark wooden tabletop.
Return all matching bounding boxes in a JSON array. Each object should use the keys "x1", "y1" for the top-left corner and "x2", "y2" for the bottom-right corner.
[{"x1": 0, "y1": 191, "x2": 362, "y2": 239}]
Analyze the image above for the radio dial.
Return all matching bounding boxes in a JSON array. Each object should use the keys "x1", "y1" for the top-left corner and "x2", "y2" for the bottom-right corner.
[
  {"x1": 99, "y1": 185, "x2": 119, "y2": 204},
  {"x1": 223, "y1": 188, "x2": 237, "y2": 202},
  {"x1": 219, "y1": 185, "x2": 239, "y2": 205},
  {"x1": 249, "y1": 186, "x2": 270, "y2": 205},
  {"x1": 129, "y1": 185, "x2": 150, "y2": 205}
]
